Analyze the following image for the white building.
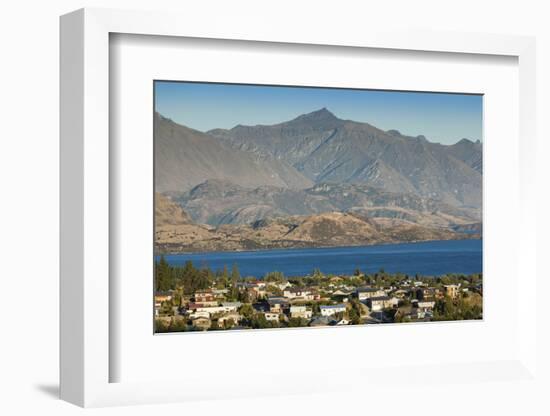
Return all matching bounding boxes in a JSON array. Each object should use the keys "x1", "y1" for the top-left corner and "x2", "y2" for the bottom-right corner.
[
  {"x1": 356, "y1": 287, "x2": 387, "y2": 301},
  {"x1": 284, "y1": 287, "x2": 316, "y2": 300},
  {"x1": 189, "y1": 310, "x2": 210, "y2": 319},
  {"x1": 196, "y1": 304, "x2": 239, "y2": 315},
  {"x1": 368, "y1": 296, "x2": 399, "y2": 312},
  {"x1": 217, "y1": 313, "x2": 241, "y2": 327},
  {"x1": 264, "y1": 312, "x2": 280, "y2": 322},
  {"x1": 290, "y1": 305, "x2": 313, "y2": 319},
  {"x1": 320, "y1": 304, "x2": 347, "y2": 317}
]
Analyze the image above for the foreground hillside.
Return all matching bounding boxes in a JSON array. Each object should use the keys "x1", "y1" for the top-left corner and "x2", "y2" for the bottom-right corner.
[{"x1": 155, "y1": 194, "x2": 479, "y2": 253}]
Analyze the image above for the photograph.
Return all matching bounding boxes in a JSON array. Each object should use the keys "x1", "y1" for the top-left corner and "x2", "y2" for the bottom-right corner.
[{"x1": 153, "y1": 81, "x2": 483, "y2": 333}]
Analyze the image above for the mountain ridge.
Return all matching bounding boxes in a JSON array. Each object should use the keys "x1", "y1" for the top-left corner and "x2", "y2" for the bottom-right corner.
[
  {"x1": 155, "y1": 193, "x2": 479, "y2": 254},
  {"x1": 206, "y1": 108, "x2": 482, "y2": 208},
  {"x1": 155, "y1": 113, "x2": 313, "y2": 192}
]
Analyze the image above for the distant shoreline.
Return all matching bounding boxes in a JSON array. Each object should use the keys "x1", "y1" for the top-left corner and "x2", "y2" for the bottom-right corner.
[{"x1": 155, "y1": 236, "x2": 482, "y2": 256}]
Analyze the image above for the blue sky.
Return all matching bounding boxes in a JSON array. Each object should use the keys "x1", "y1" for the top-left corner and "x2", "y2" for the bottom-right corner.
[{"x1": 155, "y1": 81, "x2": 482, "y2": 145}]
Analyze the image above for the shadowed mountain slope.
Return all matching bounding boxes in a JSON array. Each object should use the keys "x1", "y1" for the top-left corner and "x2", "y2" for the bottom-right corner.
[
  {"x1": 155, "y1": 113, "x2": 313, "y2": 192},
  {"x1": 207, "y1": 108, "x2": 482, "y2": 208}
]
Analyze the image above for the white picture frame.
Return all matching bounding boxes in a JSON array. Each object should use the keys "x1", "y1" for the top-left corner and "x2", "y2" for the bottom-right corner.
[{"x1": 60, "y1": 7, "x2": 538, "y2": 408}]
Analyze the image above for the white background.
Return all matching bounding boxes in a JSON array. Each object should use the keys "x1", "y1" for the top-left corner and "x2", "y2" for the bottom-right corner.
[
  {"x1": 112, "y1": 34, "x2": 519, "y2": 384},
  {"x1": 0, "y1": 0, "x2": 548, "y2": 415}
]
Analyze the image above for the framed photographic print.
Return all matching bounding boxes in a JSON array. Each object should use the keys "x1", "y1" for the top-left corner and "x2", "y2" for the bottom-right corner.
[
  {"x1": 60, "y1": 7, "x2": 539, "y2": 408},
  {"x1": 152, "y1": 81, "x2": 483, "y2": 333}
]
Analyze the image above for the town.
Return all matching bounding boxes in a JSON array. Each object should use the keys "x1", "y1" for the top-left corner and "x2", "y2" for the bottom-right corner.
[{"x1": 154, "y1": 256, "x2": 483, "y2": 333}]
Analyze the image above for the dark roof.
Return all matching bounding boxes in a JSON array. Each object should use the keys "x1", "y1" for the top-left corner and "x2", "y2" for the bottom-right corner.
[
  {"x1": 320, "y1": 304, "x2": 346, "y2": 310},
  {"x1": 267, "y1": 297, "x2": 289, "y2": 305},
  {"x1": 369, "y1": 296, "x2": 392, "y2": 301},
  {"x1": 357, "y1": 287, "x2": 382, "y2": 293},
  {"x1": 286, "y1": 287, "x2": 310, "y2": 293},
  {"x1": 309, "y1": 316, "x2": 331, "y2": 326}
]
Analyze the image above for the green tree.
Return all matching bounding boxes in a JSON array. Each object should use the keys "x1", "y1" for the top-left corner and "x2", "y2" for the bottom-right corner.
[
  {"x1": 264, "y1": 271, "x2": 285, "y2": 282},
  {"x1": 348, "y1": 307, "x2": 360, "y2": 324},
  {"x1": 239, "y1": 303, "x2": 255, "y2": 320},
  {"x1": 155, "y1": 255, "x2": 173, "y2": 292},
  {"x1": 231, "y1": 263, "x2": 241, "y2": 285}
]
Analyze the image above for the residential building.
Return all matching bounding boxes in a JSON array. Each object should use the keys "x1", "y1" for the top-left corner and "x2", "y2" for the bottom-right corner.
[
  {"x1": 416, "y1": 288, "x2": 436, "y2": 301},
  {"x1": 194, "y1": 290, "x2": 215, "y2": 303},
  {"x1": 332, "y1": 289, "x2": 352, "y2": 302},
  {"x1": 218, "y1": 313, "x2": 241, "y2": 327},
  {"x1": 416, "y1": 300, "x2": 436, "y2": 318},
  {"x1": 320, "y1": 304, "x2": 347, "y2": 317},
  {"x1": 284, "y1": 287, "x2": 318, "y2": 301},
  {"x1": 189, "y1": 311, "x2": 210, "y2": 319},
  {"x1": 367, "y1": 296, "x2": 398, "y2": 312},
  {"x1": 443, "y1": 284, "x2": 460, "y2": 299},
  {"x1": 154, "y1": 292, "x2": 173, "y2": 303},
  {"x1": 191, "y1": 316, "x2": 211, "y2": 330},
  {"x1": 267, "y1": 297, "x2": 289, "y2": 313},
  {"x1": 221, "y1": 301, "x2": 242, "y2": 311},
  {"x1": 356, "y1": 287, "x2": 387, "y2": 301},
  {"x1": 309, "y1": 316, "x2": 332, "y2": 327},
  {"x1": 196, "y1": 304, "x2": 241, "y2": 315},
  {"x1": 264, "y1": 312, "x2": 280, "y2": 322},
  {"x1": 290, "y1": 305, "x2": 313, "y2": 319}
]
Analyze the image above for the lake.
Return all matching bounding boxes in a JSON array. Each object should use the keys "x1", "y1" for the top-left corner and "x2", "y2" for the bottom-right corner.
[{"x1": 160, "y1": 239, "x2": 482, "y2": 278}]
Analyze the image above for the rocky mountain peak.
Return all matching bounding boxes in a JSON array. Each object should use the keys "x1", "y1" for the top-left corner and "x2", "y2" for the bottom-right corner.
[{"x1": 293, "y1": 107, "x2": 339, "y2": 123}]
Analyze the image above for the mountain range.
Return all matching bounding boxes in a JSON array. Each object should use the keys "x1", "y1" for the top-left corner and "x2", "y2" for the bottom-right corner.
[
  {"x1": 207, "y1": 108, "x2": 482, "y2": 208},
  {"x1": 154, "y1": 108, "x2": 482, "y2": 252}
]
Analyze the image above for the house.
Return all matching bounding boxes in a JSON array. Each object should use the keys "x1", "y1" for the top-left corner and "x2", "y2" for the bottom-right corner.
[
  {"x1": 416, "y1": 300, "x2": 436, "y2": 309},
  {"x1": 194, "y1": 290, "x2": 215, "y2": 303},
  {"x1": 196, "y1": 303, "x2": 242, "y2": 315},
  {"x1": 189, "y1": 311, "x2": 210, "y2": 319},
  {"x1": 267, "y1": 297, "x2": 289, "y2": 313},
  {"x1": 154, "y1": 292, "x2": 173, "y2": 303},
  {"x1": 276, "y1": 281, "x2": 292, "y2": 290},
  {"x1": 250, "y1": 287, "x2": 267, "y2": 300},
  {"x1": 443, "y1": 284, "x2": 460, "y2": 299},
  {"x1": 392, "y1": 289, "x2": 409, "y2": 299},
  {"x1": 356, "y1": 287, "x2": 387, "y2": 301},
  {"x1": 309, "y1": 316, "x2": 332, "y2": 327},
  {"x1": 290, "y1": 305, "x2": 313, "y2": 319},
  {"x1": 217, "y1": 313, "x2": 241, "y2": 327},
  {"x1": 332, "y1": 289, "x2": 352, "y2": 302},
  {"x1": 252, "y1": 301, "x2": 270, "y2": 313},
  {"x1": 416, "y1": 300, "x2": 436, "y2": 318},
  {"x1": 212, "y1": 288, "x2": 229, "y2": 297},
  {"x1": 221, "y1": 302, "x2": 242, "y2": 312},
  {"x1": 264, "y1": 312, "x2": 280, "y2": 322},
  {"x1": 283, "y1": 287, "x2": 318, "y2": 301},
  {"x1": 187, "y1": 302, "x2": 205, "y2": 311},
  {"x1": 416, "y1": 288, "x2": 436, "y2": 301},
  {"x1": 236, "y1": 282, "x2": 257, "y2": 290},
  {"x1": 320, "y1": 304, "x2": 347, "y2": 317},
  {"x1": 367, "y1": 296, "x2": 398, "y2": 312},
  {"x1": 191, "y1": 316, "x2": 211, "y2": 330}
]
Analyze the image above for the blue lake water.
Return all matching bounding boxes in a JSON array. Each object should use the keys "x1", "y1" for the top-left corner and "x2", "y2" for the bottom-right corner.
[{"x1": 159, "y1": 239, "x2": 482, "y2": 278}]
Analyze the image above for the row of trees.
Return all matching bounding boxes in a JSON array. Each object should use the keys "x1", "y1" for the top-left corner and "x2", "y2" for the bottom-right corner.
[
  {"x1": 157, "y1": 256, "x2": 482, "y2": 294},
  {"x1": 155, "y1": 255, "x2": 241, "y2": 294}
]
